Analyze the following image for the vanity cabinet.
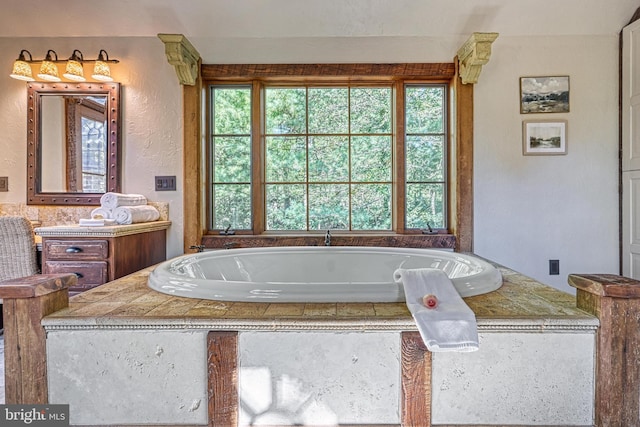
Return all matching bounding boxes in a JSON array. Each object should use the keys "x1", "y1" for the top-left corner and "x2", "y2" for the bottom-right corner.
[{"x1": 36, "y1": 221, "x2": 170, "y2": 294}]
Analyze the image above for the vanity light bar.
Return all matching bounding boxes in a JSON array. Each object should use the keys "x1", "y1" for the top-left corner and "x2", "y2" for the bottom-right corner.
[{"x1": 9, "y1": 49, "x2": 119, "y2": 82}]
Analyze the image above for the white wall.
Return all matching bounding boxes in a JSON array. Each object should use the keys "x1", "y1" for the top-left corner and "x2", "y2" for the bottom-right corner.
[
  {"x1": 473, "y1": 36, "x2": 620, "y2": 293},
  {"x1": 0, "y1": 37, "x2": 184, "y2": 258},
  {"x1": 0, "y1": 31, "x2": 621, "y2": 292}
]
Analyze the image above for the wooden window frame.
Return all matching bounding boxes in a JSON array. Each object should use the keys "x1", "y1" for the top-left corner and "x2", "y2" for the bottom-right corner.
[{"x1": 184, "y1": 62, "x2": 473, "y2": 252}]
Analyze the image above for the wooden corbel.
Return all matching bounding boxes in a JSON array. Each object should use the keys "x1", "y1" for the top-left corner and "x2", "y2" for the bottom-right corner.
[
  {"x1": 456, "y1": 32, "x2": 498, "y2": 84},
  {"x1": 158, "y1": 33, "x2": 201, "y2": 86}
]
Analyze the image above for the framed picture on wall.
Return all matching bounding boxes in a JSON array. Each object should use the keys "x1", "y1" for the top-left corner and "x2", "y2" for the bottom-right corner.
[
  {"x1": 522, "y1": 120, "x2": 567, "y2": 155},
  {"x1": 520, "y1": 76, "x2": 570, "y2": 114}
]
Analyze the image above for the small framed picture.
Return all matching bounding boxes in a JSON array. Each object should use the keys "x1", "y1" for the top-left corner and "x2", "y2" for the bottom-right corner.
[
  {"x1": 520, "y1": 76, "x2": 570, "y2": 114},
  {"x1": 522, "y1": 120, "x2": 567, "y2": 155}
]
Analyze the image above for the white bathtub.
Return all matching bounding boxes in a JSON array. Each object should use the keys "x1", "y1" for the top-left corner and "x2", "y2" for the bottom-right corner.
[{"x1": 148, "y1": 246, "x2": 502, "y2": 302}]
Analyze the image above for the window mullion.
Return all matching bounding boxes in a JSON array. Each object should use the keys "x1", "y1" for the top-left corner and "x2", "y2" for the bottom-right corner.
[
  {"x1": 394, "y1": 80, "x2": 406, "y2": 232},
  {"x1": 252, "y1": 81, "x2": 264, "y2": 233},
  {"x1": 347, "y1": 85, "x2": 352, "y2": 231},
  {"x1": 305, "y1": 87, "x2": 310, "y2": 231}
]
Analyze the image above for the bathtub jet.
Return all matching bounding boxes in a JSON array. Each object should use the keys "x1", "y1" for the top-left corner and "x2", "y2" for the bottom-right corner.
[{"x1": 147, "y1": 246, "x2": 503, "y2": 303}]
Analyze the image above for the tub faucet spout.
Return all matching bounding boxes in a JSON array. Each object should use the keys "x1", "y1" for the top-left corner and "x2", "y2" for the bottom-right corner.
[{"x1": 324, "y1": 230, "x2": 331, "y2": 246}]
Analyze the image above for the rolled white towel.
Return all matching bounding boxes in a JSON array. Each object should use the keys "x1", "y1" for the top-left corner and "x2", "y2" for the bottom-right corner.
[
  {"x1": 100, "y1": 192, "x2": 148, "y2": 210},
  {"x1": 91, "y1": 207, "x2": 113, "y2": 219},
  {"x1": 113, "y1": 205, "x2": 160, "y2": 225}
]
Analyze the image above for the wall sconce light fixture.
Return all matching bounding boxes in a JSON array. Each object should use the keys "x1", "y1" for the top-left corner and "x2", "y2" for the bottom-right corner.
[
  {"x1": 92, "y1": 50, "x2": 115, "y2": 81},
  {"x1": 10, "y1": 50, "x2": 34, "y2": 81},
  {"x1": 9, "y1": 49, "x2": 119, "y2": 82},
  {"x1": 37, "y1": 50, "x2": 61, "y2": 82},
  {"x1": 63, "y1": 49, "x2": 85, "y2": 81}
]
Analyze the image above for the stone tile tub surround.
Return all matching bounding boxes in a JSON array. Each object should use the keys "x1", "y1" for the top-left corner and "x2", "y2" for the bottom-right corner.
[{"x1": 29, "y1": 262, "x2": 600, "y2": 427}]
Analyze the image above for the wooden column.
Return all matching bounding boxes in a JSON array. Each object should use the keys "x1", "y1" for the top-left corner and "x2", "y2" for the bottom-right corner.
[
  {"x1": 401, "y1": 331, "x2": 432, "y2": 427},
  {"x1": 182, "y1": 70, "x2": 204, "y2": 253},
  {"x1": 568, "y1": 273, "x2": 640, "y2": 427},
  {"x1": 452, "y1": 69, "x2": 474, "y2": 253},
  {"x1": 208, "y1": 331, "x2": 239, "y2": 427},
  {"x1": 0, "y1": 274, "x2": 75, "y2": 404}
]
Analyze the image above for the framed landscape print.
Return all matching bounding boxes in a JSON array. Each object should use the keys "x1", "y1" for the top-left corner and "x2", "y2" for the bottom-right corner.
[
  {"x1": 520, "y1": 76, "x2": 570, "y2": 114},
  {"x1": 522, "y1": 120, "x2": 567, "y2": 155}
]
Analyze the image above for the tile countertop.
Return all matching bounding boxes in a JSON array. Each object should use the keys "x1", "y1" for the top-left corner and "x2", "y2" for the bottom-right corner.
[
  {"x1": 42, "y1": 259, "x2": 598, "y2": 332},
  {"x1": 34, "y1": 221, "x2": 171, "y2": 238}
]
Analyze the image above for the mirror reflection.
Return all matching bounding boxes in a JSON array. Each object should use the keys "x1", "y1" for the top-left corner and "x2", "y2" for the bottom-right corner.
[
  {"x1": 40, "y1": 94, "x2": 108, "y2": 193},
  {"x1": 27, "y1": 82, "x2": 120, "y2": 205}
]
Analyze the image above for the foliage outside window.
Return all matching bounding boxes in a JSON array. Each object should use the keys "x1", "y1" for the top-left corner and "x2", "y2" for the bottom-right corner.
[
  {"x1": 211, "y1": 87, "x2": 253, "y2": 230},
  {"x1": 405, "y1": 86, "x2": 446, "y2": 229},
  {"x1": 81, "y1": 115, "x2": 107, "y2": 192},
  {"x1": 209, "y1": 81, "x2": 447, "y2": 234}
]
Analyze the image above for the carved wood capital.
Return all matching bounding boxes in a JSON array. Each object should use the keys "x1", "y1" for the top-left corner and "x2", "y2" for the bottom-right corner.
[
  {"x1": 456, "y1": 32, "x2": 498, "y2": 84},
  {"x1": 158, "y1": 33, "x2": 201, "y2": 86}
]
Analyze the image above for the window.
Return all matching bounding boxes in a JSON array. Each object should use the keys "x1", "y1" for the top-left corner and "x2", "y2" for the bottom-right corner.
[
  {"x1": 263, "y1": 86, "x2": 393, "y2": 231},
  {"x1": 404, "y1": 85, "x2": 446, "y2": 229},
  {"x1": 211, "y1": 87, "x2": 252, "y2": 230},
  {"x1": 65, "y1": 96, "x2": 108, "y2": 193},
  {"x1": 208, "y1": 73, "x2": 448, "y2": 235},
  {"x1": 80, "y1": 114, "x2": 107, "y2": 192}
]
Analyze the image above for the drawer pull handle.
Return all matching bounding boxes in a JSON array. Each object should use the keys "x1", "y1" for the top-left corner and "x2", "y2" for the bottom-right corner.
[
  {"x1": 65, "y1": 247, "x2": 83, "y2": 253},
  {"x1": 74, "y1": 272, "x2": 84, "y2": 279}
]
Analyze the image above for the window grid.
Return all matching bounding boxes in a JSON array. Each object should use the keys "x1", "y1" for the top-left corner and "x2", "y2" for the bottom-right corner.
[
  {"x1": 404, "y1": 84, "x2": 447, "y2": 230},
  {"x1": 207, "y1": 81, "x2": 448, "y2": 234},
  {"x1": 210, "y1": 85, "x2": 253, "y2": 231},
  {"x1": 263, "y1": 86, "x2": 393, "y2": 231}
]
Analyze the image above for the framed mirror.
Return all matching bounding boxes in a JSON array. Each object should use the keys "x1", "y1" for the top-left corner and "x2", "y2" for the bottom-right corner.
[{"x1": 26, "y1": 82, "x2": 121, "y2": 205}]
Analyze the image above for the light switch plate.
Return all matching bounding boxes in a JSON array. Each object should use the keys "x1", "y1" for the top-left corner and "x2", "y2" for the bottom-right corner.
[
  {"x1": 0, "y1": 176, "x2": 8, "y2": 192},
  {"x1": 155, "y1": 176, "x2": 176, "y2": 191}
]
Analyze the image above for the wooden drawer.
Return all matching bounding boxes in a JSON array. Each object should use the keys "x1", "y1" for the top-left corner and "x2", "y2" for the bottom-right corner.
[
  {"x1": 36, "y1": 225, "x2": 167, "y2": 294},
  {"x1": 44, "y1": 261, "x2": 108, "y2": 288},
  {"x1": 44, "y1": 240, "x2": 109, "y2": 260}
]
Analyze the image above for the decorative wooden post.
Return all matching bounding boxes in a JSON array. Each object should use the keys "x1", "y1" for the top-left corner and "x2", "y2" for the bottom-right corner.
[
  {"x1": 208, "y1": 331, "x2": 238, "y2": 427},
  {"x1": 401, "y1": 331, "x2": 432, "y2": 427},
  {"x1": 0, "y1": 274, "x2": 75, "y2": 404},
  {"x1": 568, "y1": 273, "x2": 640, "y2": 427}
]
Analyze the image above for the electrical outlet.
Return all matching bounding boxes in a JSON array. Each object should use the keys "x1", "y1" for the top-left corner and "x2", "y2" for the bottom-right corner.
[
  {"x1": 0, "y1": 176, "x2": 8, "y2": 192},
  {"x1": 549, "y1": 259, "x2": 560, "y2": 275},
  {"x1": 155, "y1": 176, "x2": 176, "y2": 191}
]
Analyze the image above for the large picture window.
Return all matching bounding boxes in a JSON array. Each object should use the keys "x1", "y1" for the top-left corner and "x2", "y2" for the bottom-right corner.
[{"x1": 209, "y1": 76, "x2": 448, "y2": 235}]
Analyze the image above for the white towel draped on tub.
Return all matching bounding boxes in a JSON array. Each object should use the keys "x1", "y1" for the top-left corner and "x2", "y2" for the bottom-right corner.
[
  {"x1": 113, "y1": 205, "x2": 160, "y2": 225},
  {"x1": 100, "y1": 192, "x2": 147, "y2": 210},
  {"x1": 394, "y1": 268, "x2": 479, "y2": 352}
]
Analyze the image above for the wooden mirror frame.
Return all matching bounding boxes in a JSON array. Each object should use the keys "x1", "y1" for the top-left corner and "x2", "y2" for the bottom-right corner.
[{"x1": 26, "y1": 82, "x2": 121, "y2": 205}]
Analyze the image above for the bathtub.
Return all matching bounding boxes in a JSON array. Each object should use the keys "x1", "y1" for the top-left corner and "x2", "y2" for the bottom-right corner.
[{"x1": 148, "y1": 246, "x2": 502, "y2": 302}]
